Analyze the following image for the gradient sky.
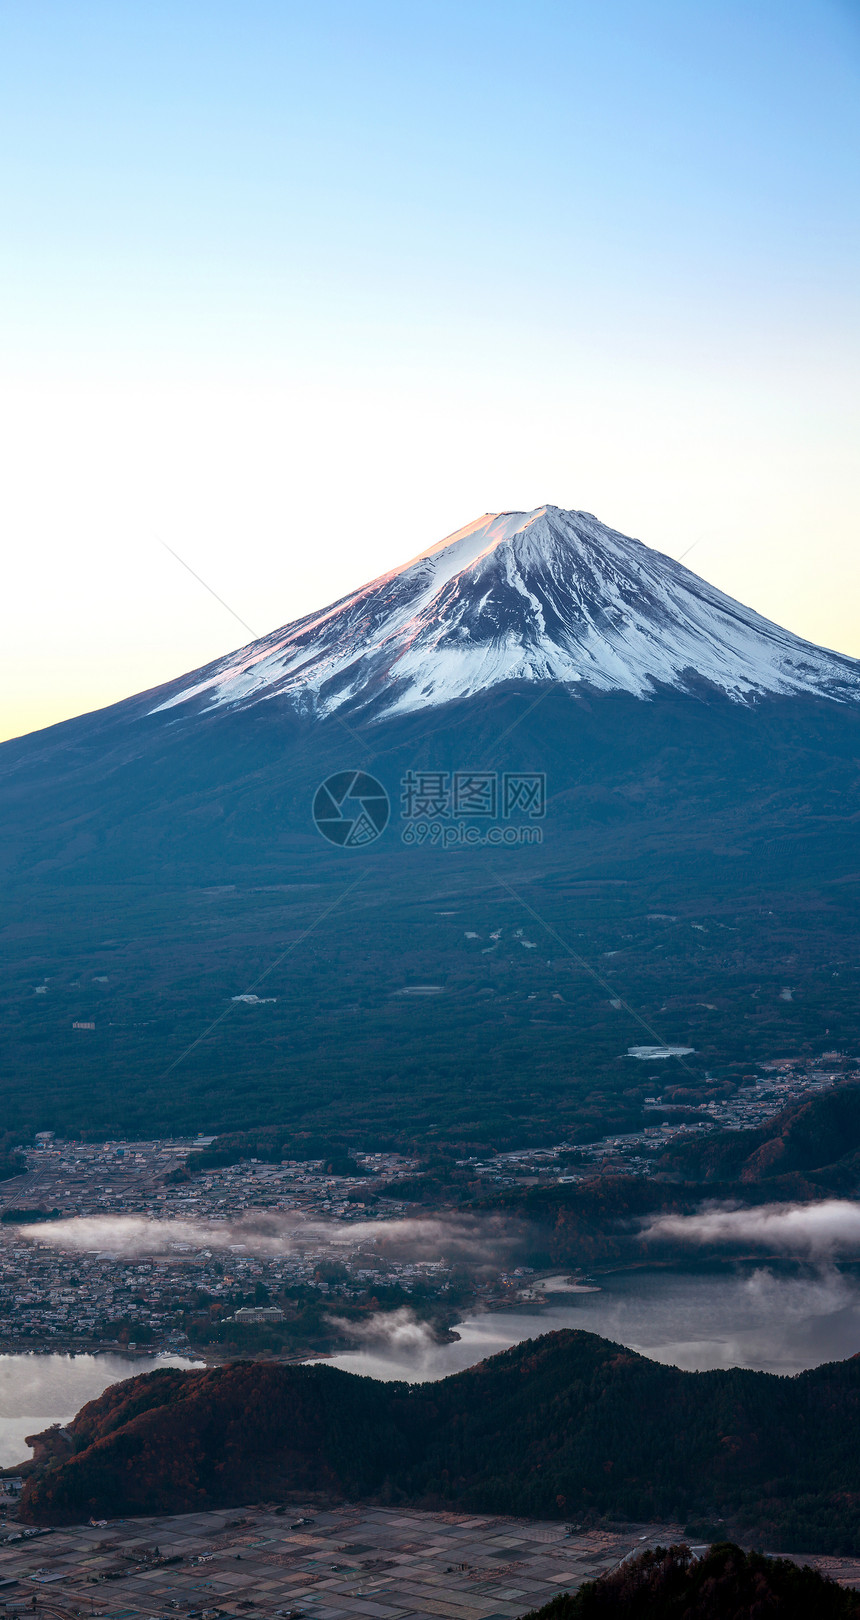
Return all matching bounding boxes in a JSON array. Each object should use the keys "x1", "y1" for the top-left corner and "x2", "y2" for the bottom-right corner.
[{"x1": 1, "y1": 0, "x2": 859, "y2": 741}]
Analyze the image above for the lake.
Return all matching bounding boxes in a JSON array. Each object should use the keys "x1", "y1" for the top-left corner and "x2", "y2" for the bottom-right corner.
[
  {"x1": 325, "y1": 1264, "x2": 860, "y2": 1382},
  {"x1": 0, "y1": 1351, "x2": 201, "y2": 1468}
]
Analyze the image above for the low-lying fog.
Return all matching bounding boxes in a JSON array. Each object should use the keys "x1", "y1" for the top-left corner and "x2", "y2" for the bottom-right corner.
[
  {"x1": 22, "y1": 1210, "x2": 522, "y2": 1262},
  {"x1": 27, "y1": 1197, "x2": 860, "y2": 1267}
]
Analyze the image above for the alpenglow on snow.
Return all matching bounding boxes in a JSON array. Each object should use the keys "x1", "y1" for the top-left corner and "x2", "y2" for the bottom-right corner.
[{"x1": 152, "y1": 506, "x2": 860, "y2": 721}]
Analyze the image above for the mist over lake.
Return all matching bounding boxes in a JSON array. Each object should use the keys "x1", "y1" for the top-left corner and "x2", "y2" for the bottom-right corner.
[{"x1": 325, "y1": 1264, "x2": 860, "y2": 1382}]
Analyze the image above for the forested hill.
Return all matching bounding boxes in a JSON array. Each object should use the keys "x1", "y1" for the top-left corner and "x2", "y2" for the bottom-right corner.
[
  {"x1": 20, "y1": 1330, "x2": 860, "y2": 1553},
  {"x1": 655, "y1": 1082, "x2": 860, "y2": 1190},
  {"x1": 522, "y1": 1542, "x2": 860, "y2": 1619}
]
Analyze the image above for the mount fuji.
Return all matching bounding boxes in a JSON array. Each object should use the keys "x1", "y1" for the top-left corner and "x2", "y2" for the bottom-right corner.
[
  {"x1": 2, "y1": 502, "x2": 860, "y2": 1140},
  {"x1": 150, "y1": 505, "x2": 860, "y2": 722},
  {"x1": 2, "y1": 501, "x2": 859, "y2": 889}
]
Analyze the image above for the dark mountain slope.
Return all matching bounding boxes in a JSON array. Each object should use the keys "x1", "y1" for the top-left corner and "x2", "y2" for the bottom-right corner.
[
  {"x1": 658, "y1": 1084, "x2": 860, "y2": 1188},
  {"x1": 20, "y1": 1329, "x2": 860, "y2": 1552}
]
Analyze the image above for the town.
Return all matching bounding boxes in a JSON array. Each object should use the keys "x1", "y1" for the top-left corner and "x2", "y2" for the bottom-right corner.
[{"x1": 0, "y1": 1056, "x2": 848, "y2": 1355}]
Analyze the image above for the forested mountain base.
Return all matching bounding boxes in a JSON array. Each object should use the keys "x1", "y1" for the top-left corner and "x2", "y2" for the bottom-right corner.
[{"x1": 2, "y1": 687, "x2": 860, "y2": 1144}]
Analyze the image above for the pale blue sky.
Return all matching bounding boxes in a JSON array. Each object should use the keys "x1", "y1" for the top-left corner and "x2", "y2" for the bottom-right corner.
[{"x1": 2, "y1": 1, "x2": 859, "y2": 738}]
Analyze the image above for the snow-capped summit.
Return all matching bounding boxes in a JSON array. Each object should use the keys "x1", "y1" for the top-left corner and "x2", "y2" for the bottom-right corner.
[{"x1": 152, "y1": 505, "x2": 860, "y2": 722}]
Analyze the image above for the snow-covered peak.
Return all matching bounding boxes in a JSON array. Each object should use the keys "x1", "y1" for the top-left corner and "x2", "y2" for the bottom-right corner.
[{"x1": 151, "y1": 505, "x2": 860, "y2": 721}]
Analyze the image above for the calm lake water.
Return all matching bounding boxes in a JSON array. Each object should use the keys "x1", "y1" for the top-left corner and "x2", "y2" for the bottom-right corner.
[
  {"x1": 325, "y1": 1265, "x2": 860, "y2": 1383},
  {"x1": 3, "y1": 1267, "x2": 859, "y2": 1467},
  {"x1": 0, "y1": 1352, "x2": 201, "y2": 1468}
]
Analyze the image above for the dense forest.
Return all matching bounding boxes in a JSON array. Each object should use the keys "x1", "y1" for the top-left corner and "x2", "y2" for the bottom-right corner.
[
  {"x1": 522, "y1": 1542, "x2": 860, "y2": 1618},
  {"x1": 2, "y1": 680, "x2": 860, "y2": 1146},
  {"x1": 19, "y1": 1328, "x2": 860, "y2": 1553}
]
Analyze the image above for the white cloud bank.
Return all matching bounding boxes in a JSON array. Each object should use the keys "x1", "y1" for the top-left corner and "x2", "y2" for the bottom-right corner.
[
  {"x1": 20, "y1": 1211, "x2": 520, "y2": 1265},
  {"x1": 644, "y1": 1199, "x2": 860, "y2": 1258},
  {"x1": 325, "y1": 1306, "x2": 437, "y2": 1354}
]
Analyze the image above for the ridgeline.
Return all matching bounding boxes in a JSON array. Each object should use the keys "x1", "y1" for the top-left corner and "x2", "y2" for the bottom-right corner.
[{"x1": 20, "y1": 1329, "x2": 860, "y2": 1553}]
